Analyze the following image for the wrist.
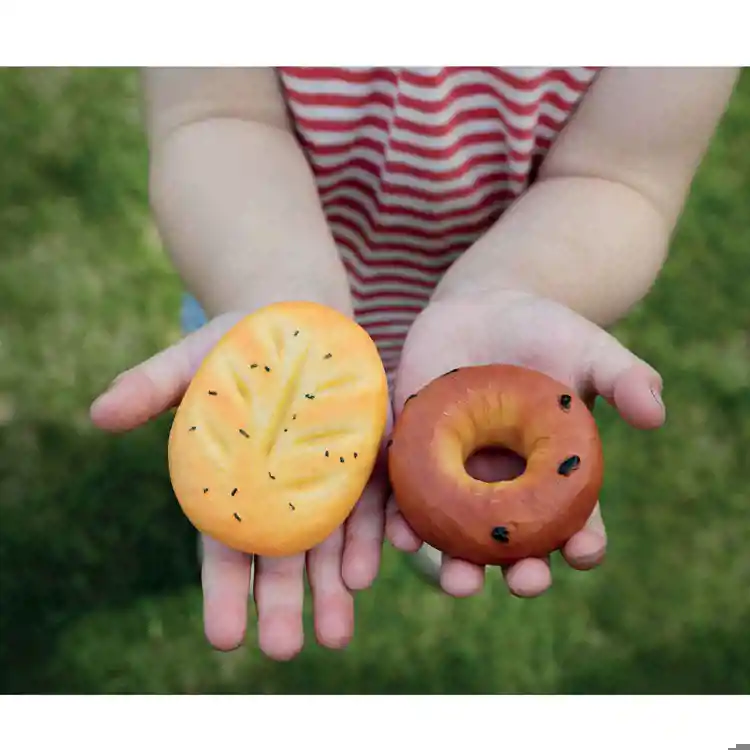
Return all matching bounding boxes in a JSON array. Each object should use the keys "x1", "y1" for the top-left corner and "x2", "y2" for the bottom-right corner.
[
  {"x1": 196, "y1": 271, "x2": 355, "y2": 322},
  {"x1": 427, "y1": 284, "x2": 537, "y2": 323},
  {"x1": 433, "y1": 177, "x2": 669, "y2": 328},
  {"x1": 432, "y1": 266, "x2": 534, "y2": 306}
]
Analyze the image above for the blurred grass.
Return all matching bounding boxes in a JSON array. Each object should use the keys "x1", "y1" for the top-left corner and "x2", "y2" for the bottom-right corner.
[{"x1": 0, "y1": 68, "x2": 748, "y2": 694}]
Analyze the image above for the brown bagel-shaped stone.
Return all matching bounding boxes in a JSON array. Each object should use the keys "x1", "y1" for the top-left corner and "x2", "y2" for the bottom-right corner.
[{"x1": 388, "y1": 364, "x2": 603, "y2": 566}]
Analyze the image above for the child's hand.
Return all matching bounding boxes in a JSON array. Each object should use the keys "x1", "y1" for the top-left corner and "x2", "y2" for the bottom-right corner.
[
  {"x1": 90, "y1": 312, "x2": 391, "y2": 660},
  {"x1": 386, "y1": 289, "x2": 666, "y2": 599}
]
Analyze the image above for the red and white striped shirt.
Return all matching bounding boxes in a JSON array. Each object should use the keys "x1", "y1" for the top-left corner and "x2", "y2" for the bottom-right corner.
[{"x1": 278, "y1": 67, "x2": 599, "y2": 377}]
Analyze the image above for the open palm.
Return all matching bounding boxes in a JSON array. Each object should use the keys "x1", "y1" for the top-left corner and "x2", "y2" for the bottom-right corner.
[
  {"x1": 90, "y1": 311, "x2": 392, "y2": 660},
  {"x1": 384, "y1": 289, "x2": 666, "y2": 599}
]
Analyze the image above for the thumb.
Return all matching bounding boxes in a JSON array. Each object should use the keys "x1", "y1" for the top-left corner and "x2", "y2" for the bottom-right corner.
[
  {"x1": 584, "y1": 330, "x2": 665, "y2": 430},
  {"x1": 90, "y1": 312, "x2": 245, "y2": 433}
]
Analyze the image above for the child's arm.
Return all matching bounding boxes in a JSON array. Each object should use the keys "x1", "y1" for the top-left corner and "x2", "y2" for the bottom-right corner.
[
  {"x1": 144, "y1": 68, "x2": 352, "y2": 319},
  {"x1": 393, "y1": 68, "x2": 738, "y2": 598},
  {"x1": 434, "y1": 68, "x2": 739, "y2": 327},
  {"x1": 127, "y1": 70, "x2": 366, "y2": 660}
]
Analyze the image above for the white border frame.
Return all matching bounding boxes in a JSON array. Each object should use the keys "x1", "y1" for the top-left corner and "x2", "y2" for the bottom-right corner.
[
  {"x1": 1, "y1": 0, "x2": 748, "y2": 65},
  {"x1": 0, "y1": 695, "x2": 749, "y2": 748}
]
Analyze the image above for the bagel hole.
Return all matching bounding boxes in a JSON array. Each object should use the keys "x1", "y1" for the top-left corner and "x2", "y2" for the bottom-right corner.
[{"x1": 465, "y1": 446, "x2": 526, "y2": 483}]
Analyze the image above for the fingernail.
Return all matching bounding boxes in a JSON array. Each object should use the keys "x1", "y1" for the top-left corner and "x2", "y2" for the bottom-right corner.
[
  {"x1": 101, "y1": 372, "x2": 129, "y2": 398},
  {"x1": 650, "y1": 388, "x2": 664, "y2": 409},
  {"x1": 108, "y1": 372, "x2": 128, "y2": 390},
  {"x1": 91, "y1": 374, "x2": 125, "y2": 410}
]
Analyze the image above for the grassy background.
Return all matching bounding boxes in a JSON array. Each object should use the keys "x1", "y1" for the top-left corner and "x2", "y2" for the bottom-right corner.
[{"x1": 0, "y1": 68, "x2": 748, "y2": 694}]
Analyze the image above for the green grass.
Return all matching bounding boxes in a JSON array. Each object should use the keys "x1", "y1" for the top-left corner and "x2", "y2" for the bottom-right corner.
[{"x1": 1, "y1": 68, "x2": 748, "y2": 695}]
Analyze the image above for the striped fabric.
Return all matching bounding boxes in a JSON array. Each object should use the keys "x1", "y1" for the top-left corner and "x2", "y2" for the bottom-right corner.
[{"x1": 278, "y1": 67, "x2": 599, "y2": 377}]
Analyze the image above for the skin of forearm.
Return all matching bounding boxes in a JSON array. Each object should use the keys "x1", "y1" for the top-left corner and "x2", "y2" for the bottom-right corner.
[
  {"x1": 433, "y1": 174, "x2": 672, "y2": 328},
  {"x1": 149, "y1": 117, "x2": 353, "y2": 320},
  {"x1": 435, "y1": 69, "x2": 738, "y2": 329}
]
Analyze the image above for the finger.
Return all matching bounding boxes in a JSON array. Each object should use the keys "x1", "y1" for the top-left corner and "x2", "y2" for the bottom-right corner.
[
  {"x1": 342, "y1": 406, "x2": 393, "y2": 589},
  {"x1": 611, "y1": 365, "x2": 665, "y2": 429},
  {"x1": 90, "y1": 313, "x2": 245, "y2": 432},
  {"x1": 342, "y1": 470, "x2": 388, "y2": 591},
  {"x1": 201, "y1": 534, "x2": 252, "y2": 651},
  {"x1": 584, "y1": 332, "x2": 665, "y2": 430},
  {"x1": 385, "y1": 496, "x2": 422, "y2": 552},
  {"x1": 502, "y1": 556, "x2": 552, "y2": 598},
  {"x1": 562, "y1": 501, "x2": 607, "y2": 571},
  {"x1": 440, "y1": 554, "x2": 486, "y2": 597},
  {"x1": 307, "y1": 528, "x2": 355, "y2": 650},
  {"x1": 253, "y1": 553, "x2": 306, "y2": 661}
]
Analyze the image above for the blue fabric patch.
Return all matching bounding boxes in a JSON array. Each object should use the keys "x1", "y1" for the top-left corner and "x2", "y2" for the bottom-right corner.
[{"x1": 181, "y1": 294, "x2": 207, "y2": 335}]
